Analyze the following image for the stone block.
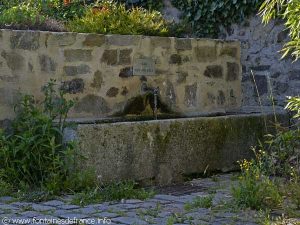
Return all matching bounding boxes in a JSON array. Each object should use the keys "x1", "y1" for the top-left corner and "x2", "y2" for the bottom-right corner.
[
  {"x1": 195, "y1": 47, "x2": 217, "y2": 62},
  {"x1": 175, "y1": 38, "x2": 192, "y2": 50},
  {"x1": 253, "y1": 75, "x2": 268, "y2": 95},
  {"x1": 119, "y1": 67, "x2": 133, "y2": 78},
  {"x1": 90, "y1": 71, "x2": 103, "y2": 90},
  {"x1": 101, "y1": 49, "x2": 118, "y2": 65},
  {"x1": 204, "y1": 65, "x2": 223, "y2": 78},
  {"x1": 61, "y1": 78, "x2": 85, "y2": 94},
  {"x1": 64, "y1": 64, "x2": 90, "y2": 76},
  {"x1": 150, "y1": 37, "x2": 171, "y2": 48},
  {"x1": 39, "y1": 55, "x2": 57, "y2": 73},
  {"x1": 169, "y1": 54, "x2": 182, "y2": 64},
  {"x1": 51, "y1": 32, "x2": 77, "y2": 46},
  {"x1": 74, "y1": 94, "x2": 110, "y2": 116},
  {"x1": 184, "y1": 83, "x2": 197, "y2": 107},
  {"x1": 64, "y1": 49, "x2": 92, "y2": 62},
  {"x1": 226, "y1": 62, "x2": 239, "y2": 81},
  {"x1": 106, "y1": 35, "x2": 140, "y2": 46},
  {"x1": 177, "y1": 72, "x2": 188, "y2": 84},
  {"x1": 83, "y1": 34, "x2": 105, "y2": 47},
  {"x1": 106, "y1": 87, "x2": 119, "y2": 97},
  {"x1": 217, "y1": 90, "x2": 226, "y2": 105},
  {"x1": 119, "y1": 49, "x2": 132, "y2": 65},
  {"x1": 1, "y1": 51, "x2": 24, "y2": 71},
  {"x1": 10, "y1": 31, "x2": 40, "y2": 50},
  {"x1": 249, "y1": 65, "x2": 271, "y2": 71},
  {"x1": 220, "y1": 47, "x2": 237, "y2": 58}
]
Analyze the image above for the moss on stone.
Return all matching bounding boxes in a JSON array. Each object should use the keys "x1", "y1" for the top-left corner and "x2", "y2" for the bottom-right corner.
[{"x1": 115, "y1": 93, "x2": 175, "y2": 117}]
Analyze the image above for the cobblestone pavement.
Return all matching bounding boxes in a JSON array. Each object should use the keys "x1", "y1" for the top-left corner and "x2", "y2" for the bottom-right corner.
[{"x1": 0, "y1": 174, "x2": 299, "y2": 225}]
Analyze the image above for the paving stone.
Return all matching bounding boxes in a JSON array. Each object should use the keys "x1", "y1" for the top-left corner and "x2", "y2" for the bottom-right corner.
[
  {"x1": 31, "y1": 204, "x2": 56, "y2": 212},
  {"x1": 0, "y1": 204, "x2": 18, "y2": 211},
  {"x1": 83, "y1": 218, "x2": 114, "y2": 225},
  {"x1": 19, "y1": 210, "x2": 41, "y2": 218},
  {"x1": 32, "y1": 214, "x2": 60, "y2": 220},
  {"x1": 73, "y1": 206, "x2": 98, "y2": 215},
  {"x1": 112, "y1": 216, "x2": 148, "y2": 225},
  {"x1": 158, "y1": 211, "x2": 172, "y2": 218},
  {"x1": 0, "y1": 197, "x2": 15, "y2": 203},
  {"x1": 138, "y1": 202, "x2": 158, "y2": 208},
  {"x1": 11, "y1": 202, "x2": 32, "y2": 208},
  {"x1": 42, "y1": 200, "x2": 65, "y2": 207},
  {"x1": 118, "y1": 203, "x2": 141, "y2": 210},
  {"x1": 58, "y1": 204, "x2": 80, "y2": 210},
  {"x1": 93, "y1": 212, "x2": 118, "y2": 218},
  {"x1": 123, "y1": 199, "x2": 143, "y2": 204},
  {"x1": 148, "y1": 198, "x2": 172, "y2": 205},
  {"x1": 58, "y1": 213, "x2": 89, "y2": 219},
  {"x1": 89, "y1": 203, "x2": 109, "y2": 211}
]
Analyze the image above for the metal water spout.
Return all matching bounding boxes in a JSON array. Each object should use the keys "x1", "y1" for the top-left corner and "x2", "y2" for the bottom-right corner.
[
  {"x1": 140, "y1": 83, "x2": 160, "y2": 120},
  {"x1": 153, "y1": 87, "x2": 159, "y2": 120}
]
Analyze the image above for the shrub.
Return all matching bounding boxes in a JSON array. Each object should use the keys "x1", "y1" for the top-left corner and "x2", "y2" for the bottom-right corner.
[
  {"x1": 0, "y1": 2, "x2": 65, "y2": 31},
  {"x1": 0, "y1": 80, "x2": 76, "y2": 194},
  {"x1": 117, "y1": 0, "x2": 163, "y2": 11},
  {"x1": 171, "y1": 0, "x2": 263, "y2": 38},
  {"x1": 232, "y1": 159, "x2": 282, "y2": 210},
  {"x1": 0, "y1": 4, "x2": 45, "y2": 28},
  {"x1": 67, "y1": 0, "x2": 169, "y2": 36},
  {"x1": 40, "y1": 0, "x2": 87, "y2": 21}
]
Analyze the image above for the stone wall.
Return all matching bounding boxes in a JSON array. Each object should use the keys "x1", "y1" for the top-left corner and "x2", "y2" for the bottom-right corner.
[
  {"x1": 0, "y1": 29, "x2": 241, "y2": 120},
  {"x1": 161, "y1": 0, "x2": 300, "y2": 108},
  {"x1": 220, "y1": 16, "x2": 300, "y2": 108}
]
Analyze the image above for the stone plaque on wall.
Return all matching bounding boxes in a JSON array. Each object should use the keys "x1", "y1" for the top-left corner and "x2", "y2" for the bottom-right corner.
[{"x1": 133, "y1": 58, "x2": 155, "y2": 76}]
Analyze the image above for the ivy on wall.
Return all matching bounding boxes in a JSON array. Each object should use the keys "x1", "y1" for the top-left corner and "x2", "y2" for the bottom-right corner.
[{"x1": 171, "y1": 0, "x2": 263, "y2": 38}]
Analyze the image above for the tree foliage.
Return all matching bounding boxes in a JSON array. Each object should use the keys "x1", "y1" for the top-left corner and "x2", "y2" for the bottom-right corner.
[{"x1": 259, "y1": 0, "x2": 300, "y2": 61}]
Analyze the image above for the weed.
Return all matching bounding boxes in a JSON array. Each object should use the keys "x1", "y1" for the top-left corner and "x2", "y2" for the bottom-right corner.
[
  {"x1": 166, "y1": 213, "x2": 191, "y2": 225},
  {"x1": 0, "y1": 79, "x2": 102, "y2": 198},
  {"x1": 184, "y1": 195, "x2": 213, "y2": 211},
  {"x1": 71, "y1": 181, "x2": 154, "y2": 206},
  {"x1": 285, "y1": 182, "x2": 300, "y2": 209},
  {"x1": 211, "y1": 175, "x2": 220, "y2": 182},
  {"x1": 232, "y1": 159, "x2": 282, "y2": 210},
  {"x1": 0, "y1": 179, "x2": 14, "y2": 197},
  {"x1": 137, "y1": 203, "x2": 161, "y2": 218}
]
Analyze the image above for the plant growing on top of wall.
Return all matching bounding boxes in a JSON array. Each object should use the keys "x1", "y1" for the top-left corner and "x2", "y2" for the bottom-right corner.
[
  {"x1": 171, "y1": 0, "x2": 263, "y2": 38},
  {"x1": 67, "y1": 0, "x2": 169, "y2": 36},
  {"x1": 117, "y1": 0, "x2": 163, "y2": 11}
]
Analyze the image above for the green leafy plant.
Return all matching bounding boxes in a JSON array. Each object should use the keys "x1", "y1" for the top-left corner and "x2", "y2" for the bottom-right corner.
[
  {"x1": 118, "y1": 0, "x2": 163, "y2": 11},
  {"x1": 171, "y1": 0, "x2": 263, "y2": 38},
  {"x1": 0, "y1": 3, "x2": 45, "y2": 29},
  {"x1": 259, "y1": 0, "x2": 300, "y2": 60},
  {"x1": 67, "y1": 0, "x2": 169, "y2": 36},
  {"x1": 40, "y1": 0, "x2": 88, "y2": 21},
  {"x1": 0, "y1": 179, "x2": 14, "y2": 197},
  {"x1": 232, "y1": 158, "x2": 282, "y2": 210},
  {"x1": 0, "y1": 79, "x2": 77, "y2": 195},
  {"x1": 72, "y1": 181, "x2": 154, "y2": 206},
  {"x1": 184, "y1": 195, "x2": 213, "y2": 211}
]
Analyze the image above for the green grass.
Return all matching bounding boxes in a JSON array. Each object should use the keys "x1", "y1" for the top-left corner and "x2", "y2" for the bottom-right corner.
[
  {"x1": 71, "y1": 181, "x2": 155, "y2": 206},
  {"x1": 184, "y1": 195, "x2": 214, "y2": 211}
]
